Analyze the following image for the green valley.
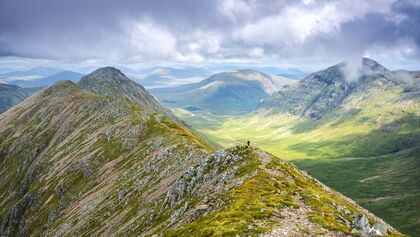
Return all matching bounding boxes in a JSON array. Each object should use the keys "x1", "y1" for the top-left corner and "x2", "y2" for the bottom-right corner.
[{"x1": 174, "y1": 74, "x2": 420, "y2": 236}]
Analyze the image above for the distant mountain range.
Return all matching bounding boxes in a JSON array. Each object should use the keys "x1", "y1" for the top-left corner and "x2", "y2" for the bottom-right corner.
[
  {"x1": 0, "y1": 83, "x2": 40, "y2": 113},
  {"x1": 152, "y1": 69, "x2": 295, "y2": 114},
  {"x1": 127, "y1": 66, "x2": 211, "y2": 89},
  {"x1": 0, "y1": 65, "x2": 306, "y2": 90},
  {"x1": 0, "y1": 67, "x2": 84, "y2": 88},
  {"x1": 5, "y1": 71, "x2": 84, "y2": 88},
  {"x1": 0, "y1": 67, "x2": 402, "y2": 236},
  {"x1": 0, "y1": 66, "x2": 62, "y2": 78}
]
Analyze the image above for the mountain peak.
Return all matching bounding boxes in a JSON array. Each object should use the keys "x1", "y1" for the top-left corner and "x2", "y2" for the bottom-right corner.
[
  {"x1": 339, "y1": 57, "x2": 388, "y2": 76},
  {"x1": 78, "y1": 66, "x2": 140, "y2": 97},
  {"x1": 78, "y1": 66, "x2": 128, "y2": 85},
  {"x1": 78, "y1": 67, "x2": 180, "y2": 122},
  {"x1": 259, "y1": 57, "x2": 394, "y2": 119},
  {"x1": 361, "y1": 57, "x2": 388, "y2": 73}
]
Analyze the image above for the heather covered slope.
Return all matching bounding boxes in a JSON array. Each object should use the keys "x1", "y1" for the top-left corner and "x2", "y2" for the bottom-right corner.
[{"x1": 0, "y1": 69, "x2": 403, "y2": 236}]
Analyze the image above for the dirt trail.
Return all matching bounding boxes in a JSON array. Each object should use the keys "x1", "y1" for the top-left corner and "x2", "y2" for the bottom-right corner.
[{"x1": 253, "y1": 150, "x2": 345, "y2": 237}]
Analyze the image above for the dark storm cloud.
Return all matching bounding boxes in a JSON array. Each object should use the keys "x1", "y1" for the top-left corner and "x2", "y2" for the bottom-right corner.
[
  {"x1": 393, "y1": 0, "x2": 420, "y2": 47},
  {"x1": 0, "y1": 0, "x2": 419, "y2": 68}
]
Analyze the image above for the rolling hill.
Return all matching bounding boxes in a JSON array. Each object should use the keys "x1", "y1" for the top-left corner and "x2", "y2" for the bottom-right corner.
[
  {"x1": 0, "y1": 83, "x2": 40, "y2": 114},
  {"x1": 0, "y1": 67, "x2": 402, "y2": 236},
  {"x1": 152, "y1": 69, "x2": 295, "y2": 115}
]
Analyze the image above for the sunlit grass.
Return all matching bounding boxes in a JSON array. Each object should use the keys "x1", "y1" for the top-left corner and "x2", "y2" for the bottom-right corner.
[{"x1": 173, "y1": 84, "x2": 420, "y2": 235}]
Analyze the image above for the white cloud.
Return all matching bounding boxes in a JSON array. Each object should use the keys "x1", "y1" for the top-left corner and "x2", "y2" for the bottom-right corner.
[
  {"x1": 1, "y1": 0, "x2": 419, "y2": 70},
  {"x1": 175, "y1": 52, "x2": 205, "y2": 63},
  {"x1": 248, "y1": 47, "x2": 264, "y2": 57},
  {"x1": 126, "y1": 21, "x2": 177, "y2": 60},
  {"x1": 219, "y1": 0, "x2": 251, "y2": 23},
  {"x1": 232, "y1": 0, "x2": 397, "y2": 49},
  {"x1": 232, "y1": 4, "x2": 339, "y2": 47}
]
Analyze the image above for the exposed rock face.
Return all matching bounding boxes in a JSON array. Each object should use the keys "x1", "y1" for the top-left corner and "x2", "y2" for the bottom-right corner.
[
  {"x1": 0, "y1": 67, "x2": 403, "y2": 236},
  {"x1": 353, "y1": 214, "x2": 371, "y2": 233},
  {"x1": 351, "y1": 214, "x2": 389, "y2": 237},
  {"x1": 258, "y1": 57, "x2": 418, "y2": 119}
]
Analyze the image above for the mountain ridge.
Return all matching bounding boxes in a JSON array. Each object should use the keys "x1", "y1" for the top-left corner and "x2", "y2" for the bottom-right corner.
[
  {"x1": 0, "y1": 67, "x2": 404, "y2": 236},
  {"x1": 258, "y1": 57, "x2": 417, "y2": 119}
]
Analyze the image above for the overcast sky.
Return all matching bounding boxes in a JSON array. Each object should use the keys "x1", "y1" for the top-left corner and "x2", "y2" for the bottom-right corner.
[{"x1": 1, "y1": 0, "x2": 419, "y2": 71}]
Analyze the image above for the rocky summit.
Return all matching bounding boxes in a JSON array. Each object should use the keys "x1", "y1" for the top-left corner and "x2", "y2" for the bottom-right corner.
[
  {"x1": 258, "y1": 57, "x2": 419, "y2": 119},
  {"x1": 0, "y1": 67, "x2": 404, "y2": 236},
  {"x1": 78, "y1": 67, "x2": 179, "y2": 122}
]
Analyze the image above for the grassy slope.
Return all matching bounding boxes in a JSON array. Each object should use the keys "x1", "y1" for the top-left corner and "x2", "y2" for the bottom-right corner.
[
  {"x1": 178, "y1": 84, "x2": 420, "y2": 236},
  {"x1": 0, "y1": 81, "x2": 215, "y2": 236},
  {"x1": 164, "y1": 147, "x2": 404, "y2": 237},
  {"x1": 0, "y1": 82, "x2": 403, "y2": 236}
]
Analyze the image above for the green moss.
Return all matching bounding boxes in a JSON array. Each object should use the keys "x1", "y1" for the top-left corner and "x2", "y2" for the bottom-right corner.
[{"x1": 235, "y1": 154, "x2": 260, "y2": 177}]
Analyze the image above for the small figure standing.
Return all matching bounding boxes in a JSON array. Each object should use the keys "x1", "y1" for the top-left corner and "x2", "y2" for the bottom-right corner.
[{"x1": 247, "y1": 140, "x2": 253, "y2": 150}]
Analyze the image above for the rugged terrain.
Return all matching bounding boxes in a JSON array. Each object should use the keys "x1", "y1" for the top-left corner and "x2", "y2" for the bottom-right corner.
[
  {"x1": 188, "y1": 58, "x2": 419, "y2": 236},
  {"x1": 258, "y1": 58, "x2": 417, "y2": 119},
  {"x1": 0, "y1": 67, "x2": 403, "y2": 236},
  {"x1": 152, "y1": 70, "x2": 294, "y2": 115}
]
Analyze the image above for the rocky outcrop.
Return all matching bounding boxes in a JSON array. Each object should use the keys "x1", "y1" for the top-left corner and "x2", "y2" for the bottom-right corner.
[{"x1": 351, "y1": 214, "x2": 389, "y2": 237}]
